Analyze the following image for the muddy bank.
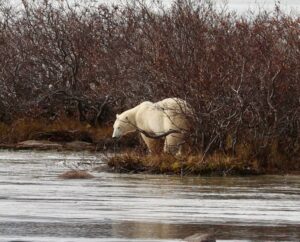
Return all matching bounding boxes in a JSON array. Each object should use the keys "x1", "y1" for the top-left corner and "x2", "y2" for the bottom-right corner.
[
  {"x1": 0, "y1": 116, "x2": 299, "y2": 176},
  {"x1": 1, "y1": 139, "x2": 299, "y2": 176},
  {"x1": 0, "y1": 140, "x2": 136, "y2": 153},
  {"x1": 0, "y1": 130, "x2": 299, "y2": 176},
  {"x1": 0, "y1": 129, "x2": 140, "y2": 152}
]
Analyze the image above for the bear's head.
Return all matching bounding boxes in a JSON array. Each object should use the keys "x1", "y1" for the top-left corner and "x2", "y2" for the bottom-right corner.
[{"x1": 112, "y1": 113, "x2": 136, "y2": 139}]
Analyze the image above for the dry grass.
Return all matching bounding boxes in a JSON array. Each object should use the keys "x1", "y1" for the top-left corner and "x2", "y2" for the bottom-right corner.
[
  {"x1": 0, "y1": 122, "x2": 10, "y2": 144},
  {"x1": 107, "y1": 152, "x2": 262, "y2": 176},
  {"x1": 108, "y1": 152, "x2": 180, "y2": 174},
  {"x1": 186, "y1": 153, "x2": 260, "y2": 176},
  {"x1": 106, "y1": 133, "x2": 298, "y2": 175}
]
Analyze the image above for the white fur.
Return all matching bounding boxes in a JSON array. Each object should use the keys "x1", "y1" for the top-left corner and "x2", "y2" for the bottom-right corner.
[{"x1": 112, "y1": 98, "x2": 191, "y2": 155}]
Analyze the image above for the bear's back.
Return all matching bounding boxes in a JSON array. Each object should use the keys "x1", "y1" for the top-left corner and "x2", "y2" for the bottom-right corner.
[
  {"x1": 138, "y1": 101, "x2": 153, "y2": 107},
  {"x1": 155, "y1": 98, "x2": 189, "y2": 114},
  {"x1": 155, "y1": 98, "x2": 191, "y2": 130}
]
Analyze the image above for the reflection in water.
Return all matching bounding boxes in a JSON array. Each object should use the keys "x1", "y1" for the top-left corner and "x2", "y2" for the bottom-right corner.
[
  {"x1": 0, "y1": 150, "x2": 299, "y2": 241},
  {"x1": 112, "y1": 222, "x2": 300, "y2": 241}
]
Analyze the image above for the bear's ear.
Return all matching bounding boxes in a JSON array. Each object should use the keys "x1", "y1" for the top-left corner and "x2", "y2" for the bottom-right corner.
[{"x1": 116, "y1": 114, "x2": 119, "y2": 118}]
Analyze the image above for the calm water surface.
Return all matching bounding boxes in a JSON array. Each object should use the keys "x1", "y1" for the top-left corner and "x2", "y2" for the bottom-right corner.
[{"x1": 0, "y1": 150, "x2": 299, "y2": 242}]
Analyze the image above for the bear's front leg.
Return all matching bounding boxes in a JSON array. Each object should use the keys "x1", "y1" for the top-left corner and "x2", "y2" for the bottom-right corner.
[{"x1": 140, "y1": 134, "x2": 163, "y2": 154}]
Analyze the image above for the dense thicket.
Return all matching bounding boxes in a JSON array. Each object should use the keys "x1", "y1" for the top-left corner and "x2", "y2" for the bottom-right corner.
[{"x1": 0, "y1": 0, "x2": 299, "y2": 165}]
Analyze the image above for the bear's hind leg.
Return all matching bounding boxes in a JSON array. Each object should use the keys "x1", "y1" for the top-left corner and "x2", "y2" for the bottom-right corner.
[{"x1": 164, "y1": 134, "x2": 184, "y2": 155}]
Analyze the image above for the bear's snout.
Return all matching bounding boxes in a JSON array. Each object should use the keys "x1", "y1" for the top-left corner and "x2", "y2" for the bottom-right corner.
[{"x1": 112, "y1": 129, "x2": 120, "y2": 139}]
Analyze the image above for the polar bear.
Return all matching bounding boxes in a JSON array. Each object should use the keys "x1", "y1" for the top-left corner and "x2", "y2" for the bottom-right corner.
[{"x1": 112, "y1": 98, "x2": 191, "y2": 155}]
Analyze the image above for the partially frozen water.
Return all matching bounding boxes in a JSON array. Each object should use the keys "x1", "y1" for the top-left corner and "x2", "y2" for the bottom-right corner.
[{"x1": 0, "y1": 150, "x2": 299, "y2": 241}]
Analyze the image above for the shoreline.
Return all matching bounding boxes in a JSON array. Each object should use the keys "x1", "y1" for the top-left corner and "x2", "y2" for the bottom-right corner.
[{"x1": 1, "y1": 139, "x2": 299, "y2": 177}]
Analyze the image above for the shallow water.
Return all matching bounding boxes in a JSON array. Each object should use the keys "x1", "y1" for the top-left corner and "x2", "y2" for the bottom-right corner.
[{"x1": 0, "y1": 150, "x2": 299, "y2": 242}]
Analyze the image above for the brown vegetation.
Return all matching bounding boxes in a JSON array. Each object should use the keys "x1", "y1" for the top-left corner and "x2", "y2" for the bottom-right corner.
[
  {"x1": 0, "y1": 0, "x2": 299, "y2": 173},
  {"x1": 0, "y1": 117, "x2": 111, "y2": 144},
  {"x1": 58, "y1": 170, "x2": 95, "y2": 179},
  {"x1": 107, "y1": 152, "x2": 262, "y2": 176}
]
